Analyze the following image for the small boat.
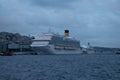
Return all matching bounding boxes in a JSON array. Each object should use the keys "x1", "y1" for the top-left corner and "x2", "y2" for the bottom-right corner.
[
  {"x1": 0, "y1": 52, "x2": 12, "y2": 56},
  {"x1": 116, "y1": 50, "x2": 120, "y2": 54}
]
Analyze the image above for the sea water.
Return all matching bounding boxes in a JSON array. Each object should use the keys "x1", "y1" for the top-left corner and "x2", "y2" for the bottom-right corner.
[{"x1": 0, "y1": 54, "x2": 120, "y2": 80}]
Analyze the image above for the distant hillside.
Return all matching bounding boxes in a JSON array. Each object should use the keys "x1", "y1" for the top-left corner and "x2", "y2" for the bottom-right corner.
[
  {"x1": 92, "y1": 46, "x2": 120, "y2": 52},
  {"x1": 0, "y1": 32, "x2": 31, "y2": 44}
]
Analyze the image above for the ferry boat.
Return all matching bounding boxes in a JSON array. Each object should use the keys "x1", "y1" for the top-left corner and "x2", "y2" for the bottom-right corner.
[{"x1": 31, "y1": 30, "x2": 82, "y2": 54}]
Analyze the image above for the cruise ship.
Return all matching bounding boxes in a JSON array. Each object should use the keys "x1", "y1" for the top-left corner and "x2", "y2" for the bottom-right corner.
[{"x1": 31, "y1": 30, "x2": 82, "y2": 54}]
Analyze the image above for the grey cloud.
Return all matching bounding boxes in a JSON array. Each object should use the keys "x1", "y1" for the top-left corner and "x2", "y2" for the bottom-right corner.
[
  {"x1": 0, "y1": 0, "x2": 120, "y2": 48},
  {"x1": 24, "y1": 0, "x2": 77, "y2": 9}
]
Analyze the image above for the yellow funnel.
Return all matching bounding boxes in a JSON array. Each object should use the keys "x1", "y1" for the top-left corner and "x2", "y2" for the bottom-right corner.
[{"x1": 64, "y1": 30, "x2": 69, "y2": 37}]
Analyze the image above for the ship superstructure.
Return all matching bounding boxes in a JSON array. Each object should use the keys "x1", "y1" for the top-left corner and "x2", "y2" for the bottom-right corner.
[{"x1": 31, "y1": 30, "x2": 82, "y2": 54}]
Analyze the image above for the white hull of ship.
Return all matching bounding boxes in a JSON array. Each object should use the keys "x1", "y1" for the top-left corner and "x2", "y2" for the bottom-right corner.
[{"x1": 31, "y1": 45, "x2": 82, "y2": 55}]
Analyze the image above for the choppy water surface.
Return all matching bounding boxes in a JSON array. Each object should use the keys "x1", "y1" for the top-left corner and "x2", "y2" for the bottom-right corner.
[{"x1": 0, "y1": 54, "x2": 120, "y2": 80}]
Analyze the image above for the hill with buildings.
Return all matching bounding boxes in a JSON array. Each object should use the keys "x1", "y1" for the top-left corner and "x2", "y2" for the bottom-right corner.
[
  {"x1": 0, "y1": 32, "x2": 31, "y2": 44},
  {"x1": 0, "y1": 32, "x2": 31, "y2": 53}
]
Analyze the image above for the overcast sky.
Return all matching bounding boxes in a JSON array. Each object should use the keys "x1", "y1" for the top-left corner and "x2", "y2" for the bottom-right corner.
[{"x1": 0, "y1": 0, "x2": 120, "y2": 48}]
